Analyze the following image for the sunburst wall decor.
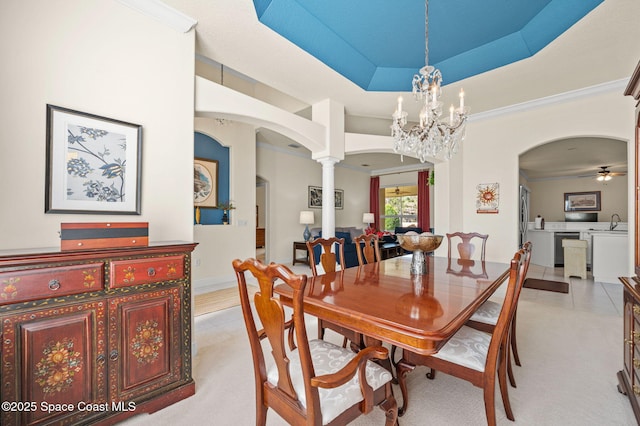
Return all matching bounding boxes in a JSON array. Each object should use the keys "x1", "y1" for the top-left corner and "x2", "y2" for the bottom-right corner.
[{"x1": 476, "y1": 183, "x2": 499, "y2": 214}]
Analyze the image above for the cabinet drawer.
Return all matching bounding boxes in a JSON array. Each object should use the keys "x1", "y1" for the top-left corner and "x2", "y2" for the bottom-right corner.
[
  {"x1": 110, "y1": 255, "x2": 185, "y2": 288},
  {"x1": 0, "y1": 263, "x2": 104, "y2": 305}
]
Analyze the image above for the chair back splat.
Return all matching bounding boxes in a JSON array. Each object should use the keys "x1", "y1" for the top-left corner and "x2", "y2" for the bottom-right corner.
[
  {"x1": 354, "y1": 234, "x2": 382, "y2": 265},
  {"x1": 307, "y1": 237, "x2": 346, "y2": 276},
  {"x1": 447, "y1": 232, "x2": 489, "y2": 261},
  {"x1": 233, "y1": 258, "x2": 398, "y2": 426}
]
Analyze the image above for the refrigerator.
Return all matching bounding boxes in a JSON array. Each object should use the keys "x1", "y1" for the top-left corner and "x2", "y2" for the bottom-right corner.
[{"x1": 519, "y1": 185, "x2": 530, "y2": 248}]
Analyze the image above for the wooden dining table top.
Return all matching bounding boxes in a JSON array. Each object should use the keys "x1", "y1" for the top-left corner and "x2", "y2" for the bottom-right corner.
[{"x1": 274, "y1": 255, "x2": 510, "y2": 355}]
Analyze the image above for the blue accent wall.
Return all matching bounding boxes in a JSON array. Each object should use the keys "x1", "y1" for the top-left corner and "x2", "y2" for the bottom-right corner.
[{"x1": 194, "y1": 132, "x2": 230, "y2": 225}]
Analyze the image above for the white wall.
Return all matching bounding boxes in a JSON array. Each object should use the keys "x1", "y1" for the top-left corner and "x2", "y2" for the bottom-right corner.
[
  {"x1": 257, "y1": 145, "x2": 370, "y2": 264},
  {"x1": 0, "y1": 0, "x2": 195, "y2": 249},
  {"x1": 439, "y1": 88, "x2": 637, "y2": 272}
]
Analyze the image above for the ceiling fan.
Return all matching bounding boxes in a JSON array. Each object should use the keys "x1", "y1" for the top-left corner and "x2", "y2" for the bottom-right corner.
[
  {"x1": 580, "y1": 166, "x2": 627, "y2": 181},
  {"x1": 389, "y1": 186, "x2": 411, "y2": 196}
]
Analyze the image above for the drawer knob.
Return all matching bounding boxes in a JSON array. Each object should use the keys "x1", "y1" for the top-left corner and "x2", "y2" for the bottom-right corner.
[
  {"x1": 97, "y1": 354, "x2": 106, "y2": 365},
  {"x1": 109, "y1": 350, "x2": 118, "y2": 361},
  {"x1": 48, "y1": 279, "x2": 60, "y2": 291},
  {"x1": 147, "y1": 267, "x2": 156, "y2": 277}
]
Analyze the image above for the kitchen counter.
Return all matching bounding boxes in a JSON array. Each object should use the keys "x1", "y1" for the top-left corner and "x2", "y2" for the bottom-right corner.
[{"x1": 527, "y1": 225, "x2": 628, "y2": 271}]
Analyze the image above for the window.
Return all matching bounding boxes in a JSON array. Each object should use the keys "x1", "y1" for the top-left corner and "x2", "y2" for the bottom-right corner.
[{"x1": 382, "y1": 186, "x2": 418, "y2": 231}]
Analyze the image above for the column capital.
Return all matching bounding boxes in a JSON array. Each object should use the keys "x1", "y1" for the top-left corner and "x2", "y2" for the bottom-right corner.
[{"x1": 315, "y1": 156, "x2": 340, "y2": 167}]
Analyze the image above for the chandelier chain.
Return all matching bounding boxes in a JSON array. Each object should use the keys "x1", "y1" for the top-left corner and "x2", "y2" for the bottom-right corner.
[{"x1": 390, "y1": 0, "x2": 469, "y2": 162}]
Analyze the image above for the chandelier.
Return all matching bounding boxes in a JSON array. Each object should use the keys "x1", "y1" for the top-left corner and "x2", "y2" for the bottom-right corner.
[{"x1": 391, "y1": 0, "x2": 468, "y2": 162}]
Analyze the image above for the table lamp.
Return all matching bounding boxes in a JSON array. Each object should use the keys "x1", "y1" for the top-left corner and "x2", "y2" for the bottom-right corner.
[
  {"x1": 300, "y1": 211, "x2": 314, "y2": 241},
  {"x1": 363, "y1": 212, "x2": 375, "y2": 231}
]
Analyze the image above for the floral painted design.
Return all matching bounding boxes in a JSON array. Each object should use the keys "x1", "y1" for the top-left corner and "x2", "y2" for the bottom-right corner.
[
  {"x1": 35, "y1": 339, "x2": 83, "y2": 395},
  {"x1": 66, "y1": 124, "x2": 127, "y2": 203},
  {"x1": 83, "y1": 269, "x2": 97, "y2": 288},
  {"x1": 166, "y1": 264, "x2": 177, "y2": 276},
  {"x1": 1, "y1": 277, "x2": 19, "y2": 300},
  {"x1": 131, "y1": 319, "x2": 163, "y2": 365},
  {"x1": 122, "y1": 266, "x2": 136, "y2": 283}
]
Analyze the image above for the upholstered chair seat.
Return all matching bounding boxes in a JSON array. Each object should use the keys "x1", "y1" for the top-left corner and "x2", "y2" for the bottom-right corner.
[
  {"x1": 469, "y1": 300, "x2": 501, "y2": 326},
  {"x1": 431, "y1": 326, "x2": 492, "y2": 372},
  {"x1": 267, "y1": 339, "x2": 393, "y2": 425}
]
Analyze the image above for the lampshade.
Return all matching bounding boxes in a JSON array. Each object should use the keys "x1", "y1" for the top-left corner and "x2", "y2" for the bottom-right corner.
[
  {"x1": 363, "y1": 213, "x2": 375, "y2": 224},
  {"x1": 300, "y1": 211, "x2": 315, "y2": 225}
]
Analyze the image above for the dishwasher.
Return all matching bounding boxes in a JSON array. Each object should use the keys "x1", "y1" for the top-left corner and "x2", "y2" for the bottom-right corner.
[{"x1": 554, "y1": 232, "x2": 580, "y2": 266}]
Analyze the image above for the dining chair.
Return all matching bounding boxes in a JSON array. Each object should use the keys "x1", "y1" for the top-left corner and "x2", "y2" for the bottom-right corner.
[
  {"x1": 354, "y1": 234, "x2": 382, "y2": 265},
  {"x1": 466, "y1": 241, "x2": 532, "y2": 387},
  {"x1": 447, "y1": 231, "x2": 489, "y2": 261},
  {"x1": 396, "y1": 248, "x2": 528, "y2": 425},
  {"x1": 307, "y1": 237, "x2": 363, "y2": 350},
  {"x1": 232, "y1": 258, "x2": 398, "y2": 426}
]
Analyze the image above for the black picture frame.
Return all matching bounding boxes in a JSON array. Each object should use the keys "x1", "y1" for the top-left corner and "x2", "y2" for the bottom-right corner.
[
  {"x1": 564, "y1": 191, "x2": 601, "y2": 212},
  {"x1": 45, "y1": 105, "x2": 142, "y2": 214},
  {"x1": 308, "y1": 186, "x2": 344, "y2": 209}
]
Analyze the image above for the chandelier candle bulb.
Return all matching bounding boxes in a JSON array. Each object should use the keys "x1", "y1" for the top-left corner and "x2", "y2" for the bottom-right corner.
[
  {"x1": 459, "y1": 88, "x2": 465, "y2": 110},
  {"x1": 397, "y1": 96, "x2": 403, "y2": 114},
  {"x1": 449, "y1": 105, "x2": 454, "y2": 124}
]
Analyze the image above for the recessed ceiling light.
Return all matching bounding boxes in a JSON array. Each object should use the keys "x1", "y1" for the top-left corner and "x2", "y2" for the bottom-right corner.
[{"x1": 287, "y1": 143, "x2": 301, "y2": 148}]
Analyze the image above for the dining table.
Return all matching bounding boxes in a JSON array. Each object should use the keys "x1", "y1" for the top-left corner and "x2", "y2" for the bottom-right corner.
[{"x1": 274, "y1": 254, "x2": 510, "y2": 357}]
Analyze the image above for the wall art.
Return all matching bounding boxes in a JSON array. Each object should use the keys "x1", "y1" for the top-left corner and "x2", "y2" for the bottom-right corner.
[
  {"x1": 45, "y1": 105, "x2": 142, "y2": 214},
  {"x1": 476, "y1": 183, "x2": 499, "y2": 214}
]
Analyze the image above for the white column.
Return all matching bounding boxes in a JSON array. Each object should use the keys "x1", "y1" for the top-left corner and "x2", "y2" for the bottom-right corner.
[{"x1": 318, "y1": 156, "x2": 339, "y2": 238}]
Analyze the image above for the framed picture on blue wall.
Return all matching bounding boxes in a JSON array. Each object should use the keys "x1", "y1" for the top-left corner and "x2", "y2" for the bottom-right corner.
[
  {"x1": 194, "y1": 157, "x2": 218, "y2": 208},
  {"x1": 45, "y1": 104, "x2": 142, "y2": 214}
]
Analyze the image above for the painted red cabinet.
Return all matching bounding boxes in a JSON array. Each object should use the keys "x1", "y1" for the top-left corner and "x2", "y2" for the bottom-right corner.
[
  {"x1": 0, "y1": 242, "x2": 197, "y2": 426},
  {"x1": 619, "y1": 60, "x2": 640, "y2": 424}
]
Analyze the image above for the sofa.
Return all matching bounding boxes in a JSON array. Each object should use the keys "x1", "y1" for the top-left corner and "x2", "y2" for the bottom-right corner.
[{"x1": 309, "y1": 226, "x2": 424, "y2": 267}]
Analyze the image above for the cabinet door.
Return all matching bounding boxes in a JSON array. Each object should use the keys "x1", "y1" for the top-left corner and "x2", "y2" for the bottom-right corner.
[
  {"x1": 108, "y1": 286, "x2": 182, "y2": 402},
  {"x1": 0, "y1": 301, "x2": 107, "y2": 426}
]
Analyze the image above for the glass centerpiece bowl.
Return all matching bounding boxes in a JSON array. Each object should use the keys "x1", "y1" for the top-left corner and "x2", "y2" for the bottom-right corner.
[{"x1": 396, "y1": 232, "x2": 444, "y2": 275}]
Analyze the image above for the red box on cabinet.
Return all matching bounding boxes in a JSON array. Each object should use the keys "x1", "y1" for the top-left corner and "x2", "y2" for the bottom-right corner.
[{"x1": 60, "y1": 222, "x2": 149, "y2": 251}]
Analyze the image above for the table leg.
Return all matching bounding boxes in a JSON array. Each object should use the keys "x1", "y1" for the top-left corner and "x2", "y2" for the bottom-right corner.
[{"x1": 396, "y1": 359, "x2": 415, "y2": 417}]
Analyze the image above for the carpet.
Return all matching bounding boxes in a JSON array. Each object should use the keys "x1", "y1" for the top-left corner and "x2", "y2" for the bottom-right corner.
[{"x1": 523, "y1": 278, "x2": 569, "y2": 293}]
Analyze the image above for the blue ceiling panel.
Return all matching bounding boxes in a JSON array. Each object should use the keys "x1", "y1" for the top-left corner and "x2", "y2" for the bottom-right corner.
[{"x1": 252, "y1": 0, "x2": 604, "y2": 92}]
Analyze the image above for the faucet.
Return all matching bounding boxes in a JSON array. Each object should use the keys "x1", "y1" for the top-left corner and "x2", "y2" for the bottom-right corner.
[{"x1": 610, "y1": 213, "x2": 621, "y2": 231}]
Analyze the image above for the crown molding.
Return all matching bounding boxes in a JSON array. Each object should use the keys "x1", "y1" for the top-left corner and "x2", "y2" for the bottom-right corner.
[
  {"x1": 117, "y1": 0, "x2": 197, "y2": 33},
  {"x1": 470, "y1": 78, "x2": 629, "y2": 123}
]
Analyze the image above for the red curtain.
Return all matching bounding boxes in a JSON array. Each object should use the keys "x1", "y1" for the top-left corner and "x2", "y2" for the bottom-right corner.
[
  {"x1": 418, "y1": 170, "x2": 430, "y2": 232},
  {"x1": 369, "y1": 176, "x2": 380, "y2": 231}
]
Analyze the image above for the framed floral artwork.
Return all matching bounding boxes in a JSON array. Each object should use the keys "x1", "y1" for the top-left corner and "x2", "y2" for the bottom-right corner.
[
  {"x1": 194, "y1": 157, "x2": 218, "y2": 208},
  {"x1": 45, "y1": 105, "x2": 142, "y2": 214}
]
